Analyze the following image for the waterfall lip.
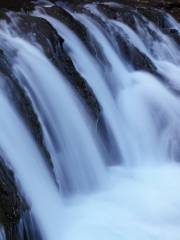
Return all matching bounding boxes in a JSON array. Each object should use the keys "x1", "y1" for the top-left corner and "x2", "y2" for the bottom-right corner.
[{"x1": 37, "y1": 12, "x2": 129, "y2": 163}]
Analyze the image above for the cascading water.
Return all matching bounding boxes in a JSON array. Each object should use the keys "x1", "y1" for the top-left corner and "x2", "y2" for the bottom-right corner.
[
  {"x1": 34, "y1": 11, "x2": 131, "y2": 164},
  {"x1": 0, "y1": 29, "x2": 105, "y2": 192},
  {"x1": 0, "y1": 1, "x2": 180, "y2": 240},
  {"x1": 0, "y1": 228, "x2": 5, "y2": 240},
  {"x1": 0, "y1": 87, "x2": 64, "y2": 240}
]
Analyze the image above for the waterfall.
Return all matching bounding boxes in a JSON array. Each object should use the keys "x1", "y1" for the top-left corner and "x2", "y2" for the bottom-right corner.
[
  {"x1": 0, "y1": 87, "x2": 64, "y2": 240},
  {"x1": 0, "y1": 25, "x2": 105, "y2": 191},
  {"x1": 0, "y1": 1, "x2": 180, "y2": 240},
  {"x1": 0, "y1": 228, "x2": 5, "y2": 240},
  {"x1": 35, "y1": 12, "x2": 131, "y2": 164}
]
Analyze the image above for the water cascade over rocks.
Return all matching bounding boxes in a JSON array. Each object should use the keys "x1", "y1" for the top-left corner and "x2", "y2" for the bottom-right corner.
[{"x1": 0, "y1": 0, "x2": 179, "y2": 239}]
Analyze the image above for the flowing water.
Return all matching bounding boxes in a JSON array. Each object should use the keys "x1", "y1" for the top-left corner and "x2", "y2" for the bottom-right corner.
[{"x1": 0, "y1": 1, "x2": 180, "y2": 240}]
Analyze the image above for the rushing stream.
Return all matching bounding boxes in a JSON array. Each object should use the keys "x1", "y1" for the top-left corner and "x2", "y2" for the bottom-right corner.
[{"x1": 0, "y1": 1, "x2": 180, "y2": 240}]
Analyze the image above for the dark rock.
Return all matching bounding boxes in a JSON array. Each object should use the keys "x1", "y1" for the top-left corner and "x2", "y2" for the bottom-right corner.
[
  {"x1": 5, "y1": 212, "x2": 43, "y2": 240},
  {"x1": 164, "y1": 28, "x2": 180, "y2": 45},
  {"x1": 44, "y1": 5, "x2": 107, "y2": 61},
  {"x1": 63, "y1": 0, "x2": 180, "y2": 22},
  {"x1": 15, "y1": 15, "x2": 64, "y2": 62},
  {"x1": 0, "y1": 157, "x2": 27, "y2": 227},
  {"x1": 16, "y1": 14, "x2": 101, "y2": 119},
  {"x1": 137, "y1": 7, "x2": 170, "y2": 28},
  {"x1": 0, "y1": 49, "x2": 54, "y2": 174},
  {"x1": 97, "y1": 4, "x2": 139, "y2": 32},
  {"x1": 83, "y1": 3, "x2": 157, "y2": 73},
  {"x1": 0, "y1": 0, "x2": 34, "y2": 11},
  {"x1": 117, "y1": 35, "x2": 157, "y2": 73},
  {"x1": 45, "y1": 6, "x2": 89, "y2": 48}
]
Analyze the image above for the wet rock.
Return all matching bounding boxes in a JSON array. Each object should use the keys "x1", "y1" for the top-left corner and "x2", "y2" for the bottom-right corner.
[
  {"x1": 136, "y1": 7, "x2": 180, "y2": 44},
  {"x1": 44, "y1": 6, "x2": 110, "y2": 79},
  {"x1": 0, "y1": 0, "x2": 34, "y2": 11},
  {"x1": 137, "y1": 7, "x2": 170, "y2": 28},
  {"x1": 164, "y1": 28, "x2": 180, "y2": 45},
  {"x1": 67, "y1": 0, "x2": 180, "y2": 22},
  {"x1": 116, "y1": 0, "x2": 180, "y2": 22},
  {"x1": 0, "y1": 49, "x2": 54, "y2": 173},
  {"x1": 0, "y1": 50, "x2": 46, "y2": 239},
  {"x1": 96, "y1": 3, "x2": 179, "y2": 66},
  {"x1": 0, "y1": 157, "x2": 27, "y2": 227},
  {"x1": 45, "y1": 6, "x2": 107, "y2": 61},
  {"x1": 5, "y1": 212, "x2": 42, "y2": 240},
  {"x1": 117, "y1": 36, "x2": 157, "y2": 73},
  {"x1": 15, "y1": 15, "x2": 64, "y2": 61},
  {"x1": 0, "y1": 157, "x2": 28, "y2": 240},
  {"x1": 83, "y1": 3, "x2": 157, "y2": 74},
  {"x1": 169, "y1": 7, "x2": 180, "y2": 22},
  {"x1": 45, "y1": 6, "x2": 89, "y2": 48},
  {"x1": 16, "y1": 14, "x2": 101, "y2": 119},
  {"x1": 97, "y1": 4, "x2": 140, "y2": 32}
]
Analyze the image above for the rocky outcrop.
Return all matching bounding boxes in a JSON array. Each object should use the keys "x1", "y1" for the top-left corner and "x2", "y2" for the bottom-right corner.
[
  {"x1": 1, "y1": 0, "x2": 173, "y2": 24},
  {"x1": 0, "y1": 0, "x2": 179, "y2": 21},
  {"x1": 0, "y1": 49, "x2": 54, "y2": 174},
  {"x1": 95, "y1": 2, "x2": 179, "y2": 73},
  {"x1": 45, "y1": 6, "x2": 111, "y2": 68},
  {"x1": 84, "y1": 3, "x2": 157, "y2": 74},
  {"x1": 15, "y1": 14, "x2": 101, "y2": 119},
  {"x1": 119, "y1": 0, "x2": 180, "y2": 21},
  {"x1": 5, "y1": 212, "x2": 42, "y2": 240},
  {"x1": 60, "y1": 0, "x2": 180, "y2": 22},
  {"x1": 0, "y1": 157, "x2": 42, "y2": 240},
  {"x1": 0, "y1": 0, "x2": 34, "y2": 11},
  {"x1": 0, "y1": 158, "x2": 25, "y2": 227},
  {"x1": 117, "y1": 36, "x2": 157, "y2": 73},
  {"x1": 45, "y1": 6, "x2": 89, "y2": 48}
]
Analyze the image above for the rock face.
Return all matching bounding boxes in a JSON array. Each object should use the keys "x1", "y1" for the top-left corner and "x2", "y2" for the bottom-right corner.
[
  {"x1": 0, "y1": 158, "x2": 25, "y2": 226},
  {"x1": 0, "y1": 157, "x2": 42, "y2": 240},
  {"x1": 15, "y1": 14, "x2": 101, "y2": 119},
  {"x1": 0, "y1": 0, "x2": 34, "y2": 11},
  {"x1": 60, "y1": 0, "x2": 180, "y2": 21},
  {"x1": 0, "y1": 0, "x2": 179, "y2": 21},
  {"x1": 122, "y1": 0, "x2": 180, "y2": 21}
]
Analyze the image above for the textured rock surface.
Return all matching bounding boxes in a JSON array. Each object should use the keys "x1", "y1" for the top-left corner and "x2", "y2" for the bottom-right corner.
[
  {"x1": 0, "y1": 0, "x2": 34, "y2": 11},
  {"x1": 15, "y1": 14, "x2": 101, "y2": 119}
]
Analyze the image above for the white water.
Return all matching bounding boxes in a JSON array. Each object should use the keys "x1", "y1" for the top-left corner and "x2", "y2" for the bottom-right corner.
[
  {"x1": 0, "y1": 87, "x2": 64, "y2": 240},
  {"x1": 0, "y1": 228, "x2": 5, "y2": 240},
  {"x1": 0, "y1": 3, "x2": 180, "y2": 240},
  {"x1": 0, "y1": 27, "x2": 105, "y2": 193},
  {"x1": 61, "y1": 163, "x2": 180, "y2": 240},
  {"x1": 135, "y1": 15, "x2": 180, "y2": 65},
  {"x1": 35, "y1": 12, "x2": 132, "y2": 163}
]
